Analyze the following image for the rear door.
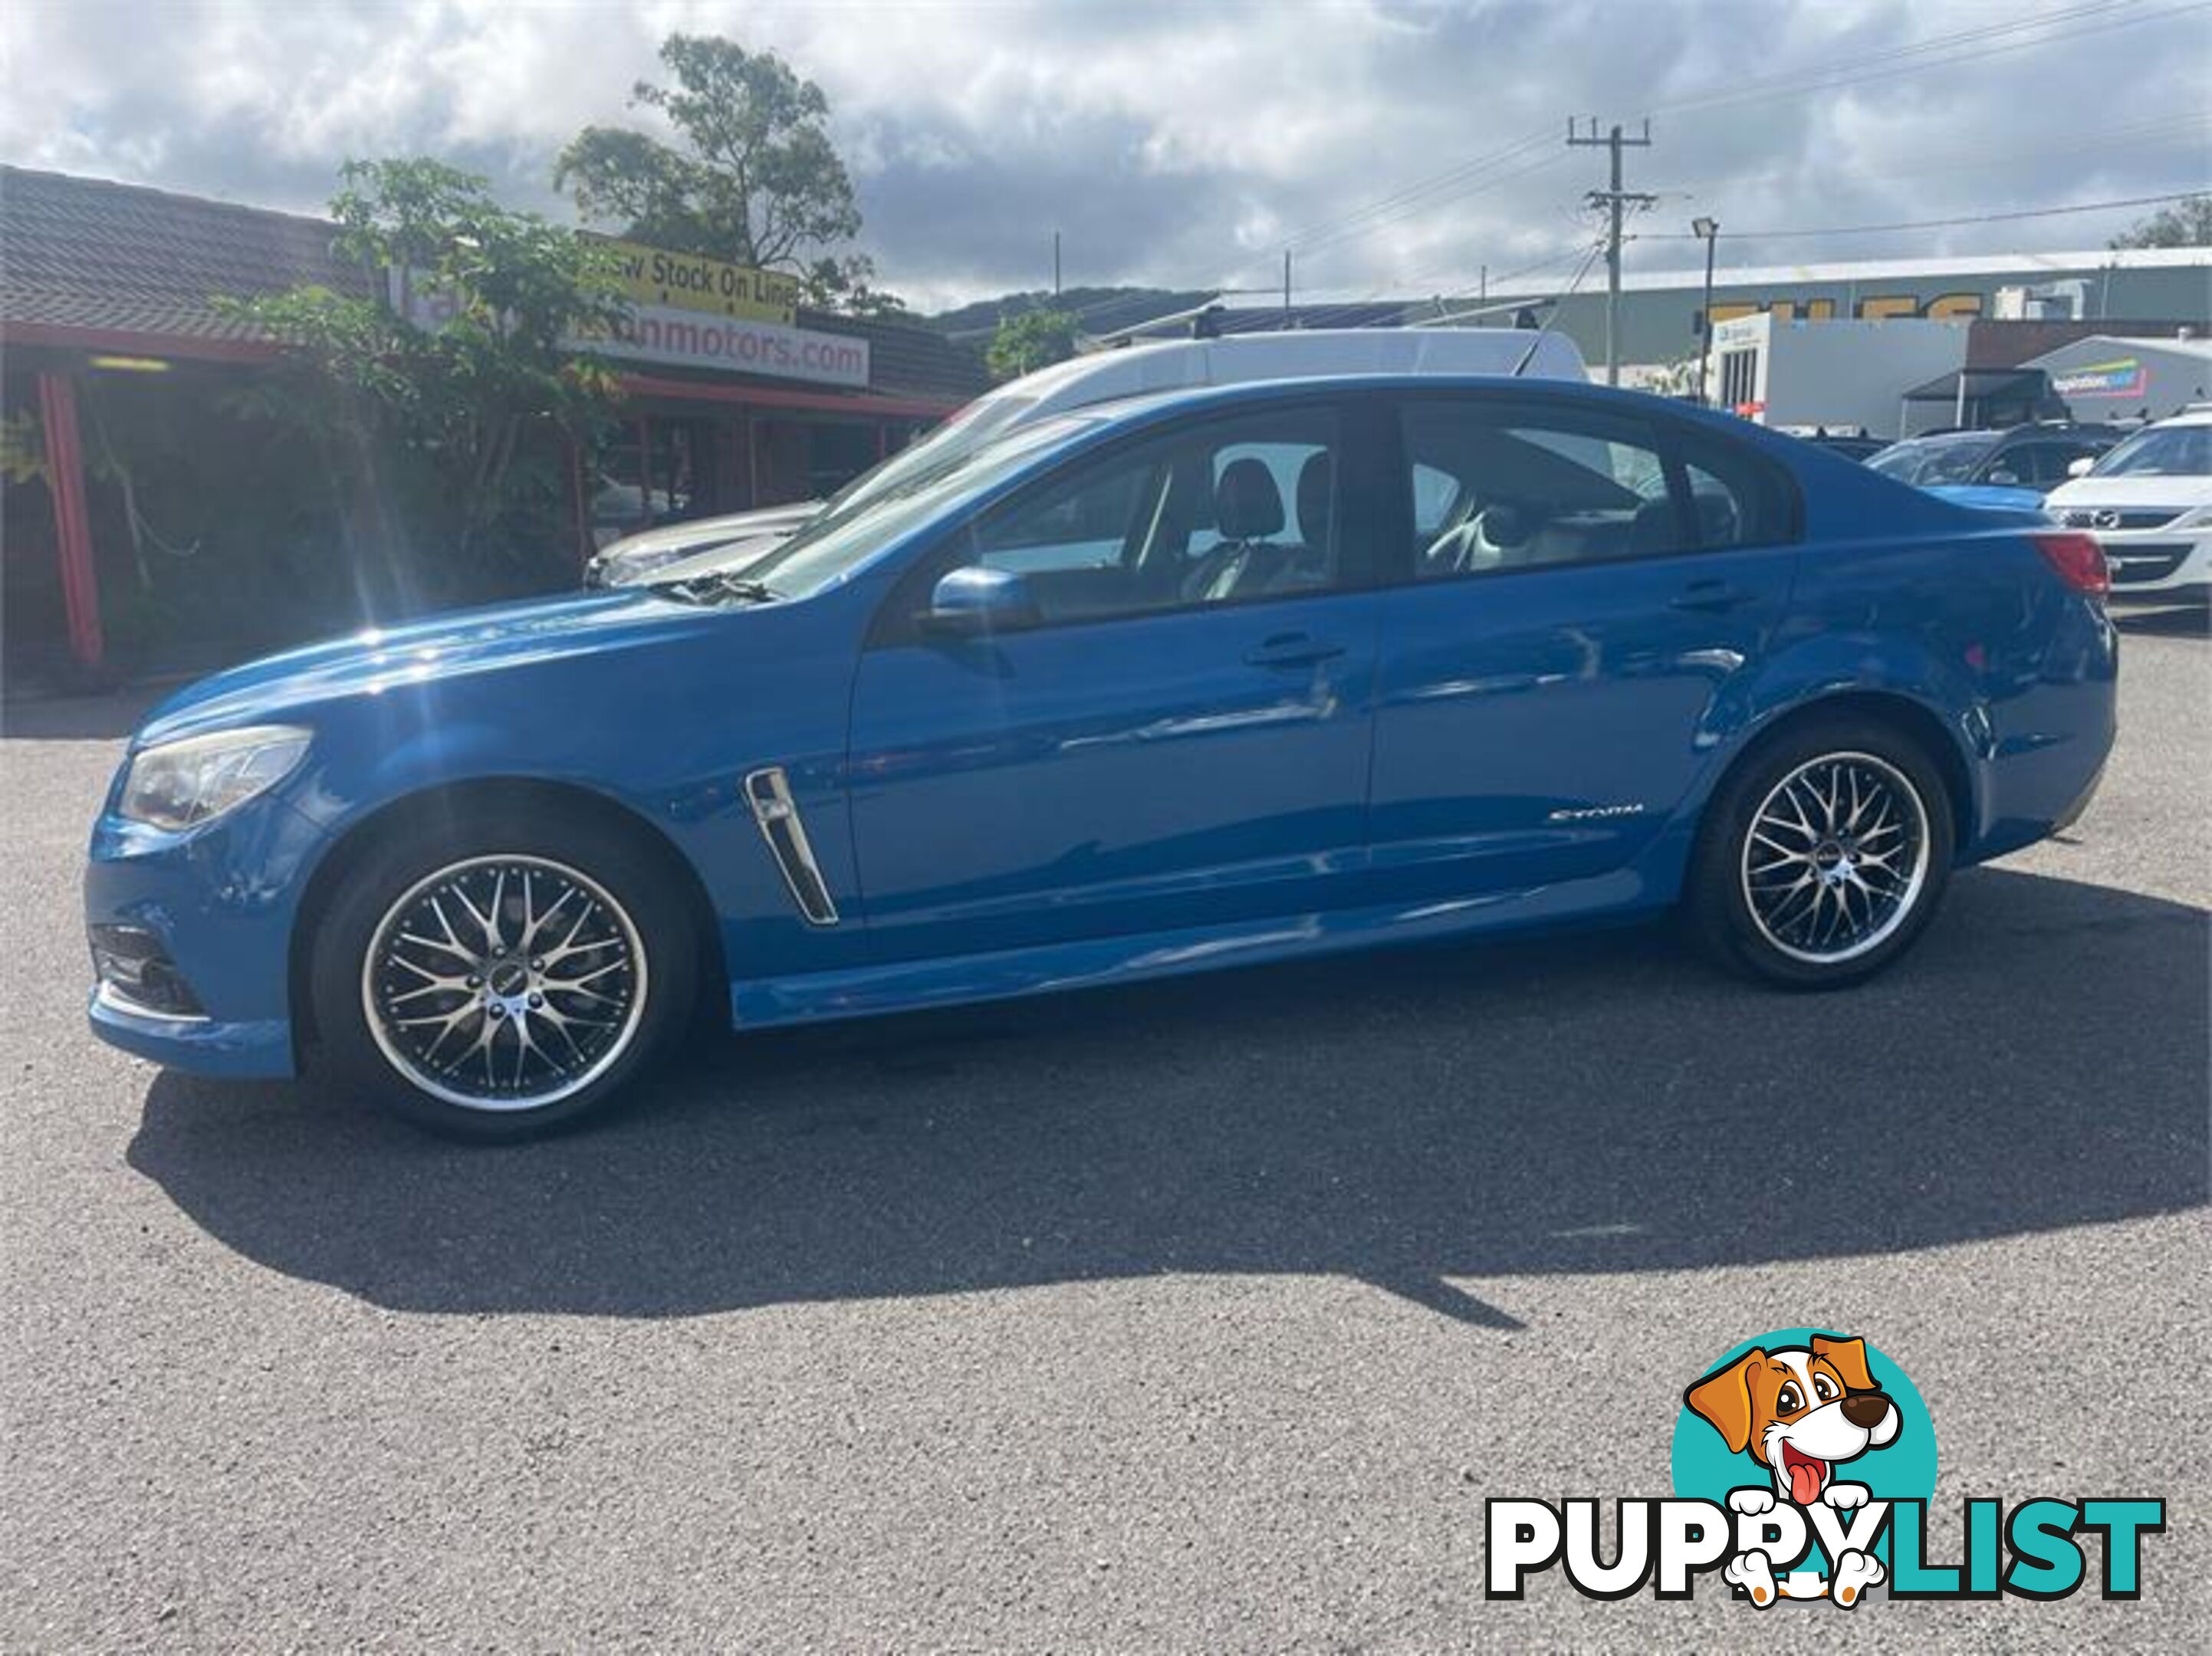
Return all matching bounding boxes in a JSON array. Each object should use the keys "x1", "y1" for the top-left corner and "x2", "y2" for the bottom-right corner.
[{"x1": 1364, "y1": 391, "x2": 1803, "y2": 903}]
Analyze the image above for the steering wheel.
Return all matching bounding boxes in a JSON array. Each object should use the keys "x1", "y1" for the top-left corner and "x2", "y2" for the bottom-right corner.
[{"x1": 1424, "y1": 500, "x2": 1540, "y2": 573}]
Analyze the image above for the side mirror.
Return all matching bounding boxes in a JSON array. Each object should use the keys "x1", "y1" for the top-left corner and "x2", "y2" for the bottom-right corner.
[
  {"x1": 1987, "y1": 468, "x2": 2020, "y2": 487},
  {"x1": 2066, "y1": 455, "x2": 2096, "y2": 479},
  {"x1": 920, "y1": 566, "x2": 1040, "y2": 637}
]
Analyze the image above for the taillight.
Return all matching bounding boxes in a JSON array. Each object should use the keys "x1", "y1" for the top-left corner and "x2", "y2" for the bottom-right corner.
[{"x1": 2031, "y1": 531, "x2": 2110, "y2": 596}]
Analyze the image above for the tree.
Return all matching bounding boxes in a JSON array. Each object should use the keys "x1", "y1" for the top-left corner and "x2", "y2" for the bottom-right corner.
[
  {"x1": 2109, "y1": 194, "x2": 2212, "y2": 249},
  {"x1": 556, "y1": 33, "x2": 888, "y2": 309},
  {"x1": 219, "y1": 158, "x2": 626, "y2": 591},
  {"x1": 987, "y1": 309, "x2": 1082, "y2": 380}
]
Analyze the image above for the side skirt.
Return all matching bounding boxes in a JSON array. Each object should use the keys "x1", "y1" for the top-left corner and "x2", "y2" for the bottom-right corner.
[{"x1": 728, "y1": 866, "x2": 1664, "y2": 1030}]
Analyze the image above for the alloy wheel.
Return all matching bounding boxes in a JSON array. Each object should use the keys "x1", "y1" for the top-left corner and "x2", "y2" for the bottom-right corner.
[
  {"x1": 1740, "y1": 751, "x2": 1931, "y2": 965},
  {"x1": 360, "y1": 855, "x2": 648, "y2": 1111}
]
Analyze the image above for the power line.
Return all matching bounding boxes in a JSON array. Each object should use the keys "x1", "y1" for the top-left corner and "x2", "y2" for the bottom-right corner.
[
  {"x1": 1634, "y1": 189, "x2": 2209, "y2": 242},
  {"x1": 1284, "y1": 142, "x2": 1566, "y2": 261},
  {"x1": 1233, "y1": 0, "x2": 2199, "y2": 291},
  {"x1": 1274, "y1": 130, "x2": 1554, "y2": 253},
  {"x1": 1645, "y1": 0, "x2": 2160, "y2": 117},
  {"x1": 1665, "y1": 107, "x2": 2212, "y2": 199}
]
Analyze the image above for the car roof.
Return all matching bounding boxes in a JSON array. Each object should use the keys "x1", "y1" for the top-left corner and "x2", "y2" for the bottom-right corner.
[
  {"x1": 1004, "y1": 327, "x2": 1589, "y2": 417},
  {"x1": 1017, "y1": 371, "x2": 1783, "y2": 448}
]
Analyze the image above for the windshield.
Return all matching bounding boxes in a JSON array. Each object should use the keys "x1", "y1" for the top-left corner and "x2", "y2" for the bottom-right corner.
[
  {"x1": 820, "y1": 391, "x2": 1041, "y2": 515},
  {"x1": 2089, "y1": 422, "x2": 2212, "y2": 479},
  {"x1": 702, "y1": 412, "x2": 1103, "y2": 599},
  {"x1": 1867, "y1": 433, "x2": 1999, "y2": 486}
]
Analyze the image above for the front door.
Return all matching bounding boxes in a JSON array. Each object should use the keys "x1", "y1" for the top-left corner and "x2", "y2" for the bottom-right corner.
[
  {"x1": 846, "y1": 398, "x2": 1382, "y2": 961},
  {"x1": 1365, "y1": 391, "x2": 1802, "y2": 903}
]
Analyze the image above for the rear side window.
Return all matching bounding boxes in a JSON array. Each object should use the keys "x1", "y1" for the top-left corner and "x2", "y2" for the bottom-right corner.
[
  {"x1": 1399, "y1": 398, "x2": 1796, "y2": 580},
  {"x1": 1672, "y1": 428, "x2": 1798, "y2": 549}
]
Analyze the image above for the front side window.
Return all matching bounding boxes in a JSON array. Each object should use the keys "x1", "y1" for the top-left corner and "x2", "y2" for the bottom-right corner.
[
  {"x1": 1869, "y1": 434, "x2": 1997, "y2": 486},
  {"x1": 1990, "y1": 442, "x2": 2076, "y2": 487},
  {"x1": 929, "y1": 405, "x2": 1344, "y2": 628}
]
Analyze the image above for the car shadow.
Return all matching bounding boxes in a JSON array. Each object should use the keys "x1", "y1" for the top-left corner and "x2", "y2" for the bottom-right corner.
[
  {"x1": 2112, "y1": 601, "x2": 2210, "y2": 639},
  {"x1": 127, "y1": 866, "x2": 2207, "y2": 1328}
]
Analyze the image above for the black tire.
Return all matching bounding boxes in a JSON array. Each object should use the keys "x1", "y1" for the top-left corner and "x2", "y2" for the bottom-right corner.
[
  {"x1": 308, "y1": 803, "x2": 698, "y2": 1141},
  {"x1": 1686, "y1": 715, "x2": 1955, "y2": 990}
]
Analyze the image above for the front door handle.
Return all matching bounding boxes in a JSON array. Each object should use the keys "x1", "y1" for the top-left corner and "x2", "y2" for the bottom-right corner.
[
  {"x1": 1669, "y1": 579, "x2": 1757, "y2": 613},
  {"x1": 1243, "y1": 632, "x2": 1345, "y2": 669}
]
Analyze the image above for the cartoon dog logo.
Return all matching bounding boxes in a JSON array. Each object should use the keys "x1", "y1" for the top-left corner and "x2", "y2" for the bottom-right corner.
[{"x1": 1684, "y1": 1334, "x2": 1901, "y2": 1606}]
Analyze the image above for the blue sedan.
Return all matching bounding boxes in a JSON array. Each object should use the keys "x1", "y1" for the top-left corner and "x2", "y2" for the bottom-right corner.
[{"x1": 86, "y1": 376, "x2": 2118, "y2": 1138}]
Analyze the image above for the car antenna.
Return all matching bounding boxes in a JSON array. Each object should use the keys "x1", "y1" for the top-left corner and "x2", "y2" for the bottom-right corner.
[{"x1": 1511, "y1": 241, "x2": 1606, "y2": 377}]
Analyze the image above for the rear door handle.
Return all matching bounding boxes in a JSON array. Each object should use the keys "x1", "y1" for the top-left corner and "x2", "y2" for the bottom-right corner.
[
  {"x1": 1243, "y1": 633, "x2": 1345, "y2": 668},
  {"x1": 1669, "y1": 580, "x2": 1757, "y2": 613}
]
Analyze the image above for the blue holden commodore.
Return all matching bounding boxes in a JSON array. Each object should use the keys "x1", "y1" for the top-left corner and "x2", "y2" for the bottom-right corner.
[{"x1": 87, "y1": 374, "x2": 2117, "y2": 1138}]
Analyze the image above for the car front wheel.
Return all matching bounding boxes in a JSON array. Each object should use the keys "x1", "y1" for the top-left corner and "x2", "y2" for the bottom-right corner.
[
  {"x1": 1689, "y1": 719, "x2": 1955, "y2": 988},
  {"x1": 310, "y1": 807, "x2": 696, "y2": 1139}
]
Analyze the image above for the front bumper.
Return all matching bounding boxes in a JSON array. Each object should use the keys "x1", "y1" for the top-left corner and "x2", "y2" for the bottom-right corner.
[
  {"x1": 82, "y1": 798, "x2": 326, "y2": 1081},
  {"x1": 2095, "y1": 527, "x2": 2212, "y2": 595},
  {"x1": 87, "y1": 984, "x2": 294, "y2": 1079}
]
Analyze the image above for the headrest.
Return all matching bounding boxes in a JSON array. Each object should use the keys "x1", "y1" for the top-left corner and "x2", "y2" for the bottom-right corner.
[
  {"x1": 1478, "y1": 501, "x2": 1537, "y2": 549},
  {"x1": 1296, "y1": 452, "x2": 1333, "y2": 547},
  {"x1": 1690, "y1": 486, "x2": 1740, "y2": 545},
  {"x1": 1214, "y1": 458, "x2": 1284, "y2": 540}
]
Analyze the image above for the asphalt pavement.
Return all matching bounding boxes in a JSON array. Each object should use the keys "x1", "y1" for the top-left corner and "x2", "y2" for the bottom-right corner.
[{"x1": 2, "y1": 608, "x2": 2206, "y2": 1651}]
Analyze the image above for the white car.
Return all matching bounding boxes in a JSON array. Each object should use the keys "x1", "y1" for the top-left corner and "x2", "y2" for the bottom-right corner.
[
  {"x1": 2043, "y1": 406, "x2": 2212, "y2": 598},
  {"x1": 586, "y1": 327, "x2": 1589, "y2": 587}
]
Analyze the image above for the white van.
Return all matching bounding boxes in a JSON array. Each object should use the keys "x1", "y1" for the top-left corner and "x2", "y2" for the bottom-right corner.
[{"x1": 587, "y1": 328, "x2": 1589, "y2": 586}]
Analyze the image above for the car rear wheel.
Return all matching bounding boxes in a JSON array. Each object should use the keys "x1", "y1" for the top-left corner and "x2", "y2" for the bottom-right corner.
[
  {"x1": 310, "y1": 807, "x2": 695, "y2": 1139},
  {"x1": 1688, "y1": 718, "x2": 1954, "y2": 988}
]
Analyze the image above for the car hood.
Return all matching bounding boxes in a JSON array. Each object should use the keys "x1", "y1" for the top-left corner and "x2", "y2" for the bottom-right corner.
[
  {"x1": 136, "y1": 586, "x2": 721, "y2": 745},
  {"x1": 2044, "y1": 474, "x2": 2212, "y2": 511}
]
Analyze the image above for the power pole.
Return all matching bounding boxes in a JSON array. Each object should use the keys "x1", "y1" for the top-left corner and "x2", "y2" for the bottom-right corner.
[
  {"x1": 1283, "y1": 248, "x2": 1293, "y2": 319},
  {"x1": 1568, "y1": 117, "x2": 1654, "y2": 385},
  {"x1": 1053, "y1": 230, "x2": 1062, "y2": 297}
]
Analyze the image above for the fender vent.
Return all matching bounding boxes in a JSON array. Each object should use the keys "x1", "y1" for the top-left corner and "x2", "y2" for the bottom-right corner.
[{"x1": 743, "y1": 767, "x2": 841, "y2": 926}]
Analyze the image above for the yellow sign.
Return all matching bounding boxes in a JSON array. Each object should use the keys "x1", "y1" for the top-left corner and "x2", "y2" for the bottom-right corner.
[{"x1": 597, "y1": 238, "x2": 802, "y2": 326}]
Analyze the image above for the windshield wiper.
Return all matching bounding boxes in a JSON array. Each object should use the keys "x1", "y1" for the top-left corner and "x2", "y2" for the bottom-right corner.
[{"x1": 657, "y1": 570, "x2": 783, "y2": 606}]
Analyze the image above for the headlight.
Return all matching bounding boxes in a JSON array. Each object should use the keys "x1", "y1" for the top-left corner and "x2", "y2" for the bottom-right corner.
[
  {"x1": 118, "y1": 725, "x2": 311, "y2": 831},
  {"x1": 2172, "y1": 504, "x2": 2212, "y2": 531}
]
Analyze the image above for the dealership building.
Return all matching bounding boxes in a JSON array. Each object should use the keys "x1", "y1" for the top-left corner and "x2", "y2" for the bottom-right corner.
[
  {"x1": 1206, "y1": 245, "x2": 2212, "y2": 368},
  {"x1": 1473, "y1": 245, "x2": 2212, "y2": 369},
  {"x1": 0, "y1": 165, "x2": 988, "y2": 679}
]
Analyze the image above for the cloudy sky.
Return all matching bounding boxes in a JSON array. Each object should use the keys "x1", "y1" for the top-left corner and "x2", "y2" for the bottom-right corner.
[{"x1": 2, "y1": 0, "x2": 2206, "y2": 311}]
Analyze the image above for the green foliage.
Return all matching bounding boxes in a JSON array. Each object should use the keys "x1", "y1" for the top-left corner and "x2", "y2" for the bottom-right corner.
[
  {"x1": 556, "y1": 32, "x2": 889, "y2": 310},
  {"x1": 218, "y1": 158, "x2": 626, "y2": 584},
  {"x1": 986, "y1": 309, "x2": 1082, "y2": 381},
  {"x1": 2109, "y1": 194, "x2": 2212, "y2": 249}
]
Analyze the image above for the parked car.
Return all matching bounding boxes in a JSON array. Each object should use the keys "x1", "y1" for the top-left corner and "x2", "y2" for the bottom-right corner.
[
  {"x1": 583, "y1": 327, "x2": 1591, "y2": 587},
  {"x1": 2043, "y1": 406, "x2": 2212, "y2": 597},
  {"x1": 1780, "y1": 428, "x2": 1888, "y2": 463},
  {"x1": 1919, "y1": 482, "x2": 2053, "y2": 518},
  {"x1": 87, "y1": 375, "x2": 2116, "y2": 1138},
  {"x1": 1865, "y1": 422, "x2": 2121, "y2": 496}
]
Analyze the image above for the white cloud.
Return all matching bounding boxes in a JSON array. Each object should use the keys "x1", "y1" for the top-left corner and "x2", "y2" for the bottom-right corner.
[{"x1": 2, "y1": 0, "x2": 2205, "y2": 310}]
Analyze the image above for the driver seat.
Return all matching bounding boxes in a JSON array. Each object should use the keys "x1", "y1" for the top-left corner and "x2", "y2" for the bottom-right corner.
[{"x1": 1182, "y1": 458, "x2": 1286, "y2": 603}]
